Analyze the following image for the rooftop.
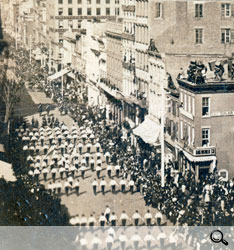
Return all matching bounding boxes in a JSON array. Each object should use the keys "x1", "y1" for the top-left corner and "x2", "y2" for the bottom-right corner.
[{"x1": 178, "y1": 78, "x2": 234, "y2": 93}]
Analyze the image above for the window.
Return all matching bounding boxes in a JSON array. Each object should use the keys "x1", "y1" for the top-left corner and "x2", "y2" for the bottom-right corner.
[
  {"x1": 195, "y1": 4, "x2": 203, "y2": 17},
  {"x1": 78, "y1": 0, "x2": 82, "y2": 3},
  {"x1": 188, "y1": 125, "x2": 191, "y2": 145},
  {"x1": 58, "y1": 0, "x2": 63, "y2": 4},
  {"x1": 202, "y1": 128, "x2": 210, "y2": 146},
  {"x1": 96, "y1": 0, "x2": 100, "y2": 3},
  {"x1": 180, "y1": 120, "x2": 183, "y2": 140},
  {"x1": 58, "y1": 20, "x2": 63, "y2": 28},
  {"x1": 115, "y1": 7, "x2": 120, "y2": 15},
  {"x1": 87, "y1": 0, "x2": 91, "y2": 4},
  {"x1": 58, "y1": 8, "x2": 63, "y2": 16},
  {"x1": 188, "y1": 95, "x2": 191, "y2": 113},
  {"x1": 68, "y1": 0, "x2": 72, "y2": 4},
  {"x1": 184, "y1": 93, "x2": 187, "y2": 111},
  {"x1": 68, "y1": 20, "x2": 73, "y2": 29},
  {"x1": 221, "y1": 29, "x2": 230, "y2": 43},
  {"x1": 202, "y1": 97, "x2": 210, "y2": 116},
  {"x1": 59, "y1": 39, "x2": 63, "y2": 45},
  {"x1": 192, "y1": 127, "x2": 195, "y2": 146},
  {"x1": 96, "y1": 8, "x2": 101, "y2": 15},
  {"x1": 192, "y1": 97, "x2": 195, "y2": 116},
  {"x1": 87, "y1": 8, "x2": 92, "y2": 15},
  {"x1": 155, "y1": 3, "x2": 162, "y2": 18},
  {"x1": 221, "y1": 3, "x2": 231, "y2": 17},
  {"x1": 68, "y1": 8, "x2": 73, "y2": 16},
  {"x1": 115, "y1": 0, "x2": 119, "y2": 3},
  {"x1": 78, "y1": 21, "x2": 81, "y2": 28},
  {"x1": 106, "y1": 0, "x2": 110, "y2": 3},
  {"x1": 78, "y1": 8, "x2": 82, "y2": 15},
  {"x1": 195, "y1": 29, "x2": 203, "y2": 44},
  {"x1": 106, "y1": 8, "x2": 110, "y2": 15}
]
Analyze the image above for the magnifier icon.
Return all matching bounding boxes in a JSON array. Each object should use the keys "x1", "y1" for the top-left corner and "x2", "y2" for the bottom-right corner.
[{"x1": 210, "y1": 230, "x2": 228, "y2": 246}]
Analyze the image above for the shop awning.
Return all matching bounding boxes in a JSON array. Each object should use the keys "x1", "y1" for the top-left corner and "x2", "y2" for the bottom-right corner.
[
  {"x1": 182, "y1": 150, "x2": 216, "y2": 162},
  {"x1": 47, "y1": 68, "x2": 71, "y2": 81},
  {"x1": 133, "y1": 115, "x2": 160, "y2": 145},
  {"x1": 67, "y1": 72, "x2": 76, "y2": 79},
  {"x1": 0, "y1": 160, "x2": 17, "y2": 182}
]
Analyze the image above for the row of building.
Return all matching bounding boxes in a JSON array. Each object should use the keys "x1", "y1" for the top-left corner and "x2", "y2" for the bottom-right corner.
[{"x1": 2, "y1": 0, "x2": 234, "y2": 180}]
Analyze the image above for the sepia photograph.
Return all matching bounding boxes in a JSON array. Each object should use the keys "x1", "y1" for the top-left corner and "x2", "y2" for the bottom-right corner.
[{"x1": 0, "y1": 0, "x2": 234, "y2": 249}]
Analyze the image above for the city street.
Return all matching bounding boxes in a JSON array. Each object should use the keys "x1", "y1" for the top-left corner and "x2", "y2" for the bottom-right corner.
[{"x1": 19, "y1": 87, "x2": 171, "y2": 225}]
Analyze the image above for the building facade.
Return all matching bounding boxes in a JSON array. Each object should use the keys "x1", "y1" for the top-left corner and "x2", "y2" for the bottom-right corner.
[{"x1": 46, "y1": 0, "x2": 121, "y2": 72}]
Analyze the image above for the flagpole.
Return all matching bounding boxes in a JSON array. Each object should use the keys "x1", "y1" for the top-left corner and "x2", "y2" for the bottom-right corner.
[{"x1": 160, "y1": 56, "x2": 166, "y2": 188}]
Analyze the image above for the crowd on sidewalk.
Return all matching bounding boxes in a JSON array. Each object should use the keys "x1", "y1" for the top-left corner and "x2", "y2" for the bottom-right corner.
[{"x1": 9, "y1": 43, "x2": 234, "y2": 227}]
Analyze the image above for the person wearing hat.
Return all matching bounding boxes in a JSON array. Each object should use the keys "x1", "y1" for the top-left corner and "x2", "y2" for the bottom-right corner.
[
  {"x1": 80, "y1": 165, "x2": 86, "y2": 179},
  {"x1": 110, "y1": 212, "x2": 118, "y2": 226},
  {"x1": 120, "y1": 178, "x2": 127, "y2": 193},
  {"x1": 88, "y1": 214, "x2": 97, "y2": 226},
  {"x1": 104, "y1": 205, "x2": 111, "y2": 224},
  {"x1": 99, "y1": 213, "x2": 107, "y2": 226},
  {"x1": 96, "y1": 165, "x2": 102, "y2": 179},
  {"x1": 109, "y1": 178, "x2": 119, "y2": 194},
  {"x1": 90, "y1": 157, "x2": 95, "y2": 171},
  {"x1": 131, "y1": 231, "x2": 142, "y2": 249},
  {"x1": 73, "y1": 179, "x2": 80, "y2": 195},
  {"x1": 155, "y1": 211, "x2": 163, "y2": 226},
  {"x1": 42, "y1": 167, "x2": 49, "y2": 181},
  {"x1": 144, "y1": 210, "x2": 153, "y2": 226},
  {"x1": 144, "y1": 231, "x2": 156, "y2": 250},
  {"x1": 128, "y1": 179, "x2": 135, "y2": 194},
  {"x1": 100, "y1": 178, "x2": 107, "y2": 195},
  {"x1": 34, "y1": 168, "x2": 40, "y2": 184},
  {"x1": 119, "y1": 211, "x2": 130, "y2": 226},
  {"x1": 56, "y1": 180, "x2": 62, "y2": 194},
  {"x1": 80, "y1": 214, "x2": 87, "y2": 226},
  {"x1": 106, "y1": 165, "x2": 112, "y2": 178},
  {"x1": 119, "y1": 232, "x2": 128, "y2": 250},
  {"x1": 59, "y1": 166, "x2": 65, "y2": 179},
  {"x1": 92, "y1": 178, "x2": 98, "y2": 195},
  {"x1": 51, "y1": 167, "x2": 57, "y2": 182},
  {"x1": 132, "y1": 210, "x2": 143, "y2": 226}
]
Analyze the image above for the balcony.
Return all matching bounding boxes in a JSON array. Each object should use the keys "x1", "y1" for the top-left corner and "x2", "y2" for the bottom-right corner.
[
  {"x1": 122, "y1": 5, "x2": 135, "y2": 12},
  {"x1": 122, "y1": 61, "x2": 135, "y2": 72},
  {"x1": 194, "y1": 146, "x2": 216, "y2": 156},
  {"x1": 122, "y1": 32, "x2": 135, "y2": 41},
  {"x1": 98, "y1": 78, "x2": 122, "y2": 99},
  {"x1": 181, "y1": 142, "x2": 216, "y2": 157}
]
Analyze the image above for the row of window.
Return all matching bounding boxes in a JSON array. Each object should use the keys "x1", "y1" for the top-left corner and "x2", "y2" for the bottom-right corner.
[
  {"x1": 58, "y1": 0, "x2": 115, "y2": 4},
  {"x1": 195, "y1": 28, "x2": 234, "y2": 44},
  {"x1": 136, "y1": 0, "x2": 148, "y2": 17},
  {"x1": 155, "y1": 3, "x2": 234, "y2": 19},
  {"x1": 59, "y1": 7, "x2": 119, "y2": 16},
  {"x1": 180, "y1": 121, "x2": 210, "y2": 147},
  {"x1": 58, "y1": 20, "x2": 82, "y2": 29},
  {"x1": 135, "y1": 25, "x2": 148, "y2": 44},
  {"x1": 136, "y1": 50, "x2": 148, "y2": 71},
  {"x1": 180, "y1": 91, "x2": 195, "y2": 116}
]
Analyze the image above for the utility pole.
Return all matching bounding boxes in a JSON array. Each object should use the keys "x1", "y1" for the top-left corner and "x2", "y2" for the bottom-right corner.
[
  {"x1": 160, "y1": 57, "x2": 166, "y2": 188},
  {"x1": 48, "y1": 42, "x2": 51, "y2": 74},
  {"x1": 29, "y1": 35, "x2": 32, "y2": 64}
]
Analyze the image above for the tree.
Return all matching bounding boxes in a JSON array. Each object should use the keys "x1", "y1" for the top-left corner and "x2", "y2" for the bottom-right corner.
[{"x1": 0, "y1": 45, "x2": 24, "y2": 134}]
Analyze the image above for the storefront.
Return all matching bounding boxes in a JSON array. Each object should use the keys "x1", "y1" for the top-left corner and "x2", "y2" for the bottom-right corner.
[{"x1": 178, "y1": 147, "x2": 216, "y2": 182}]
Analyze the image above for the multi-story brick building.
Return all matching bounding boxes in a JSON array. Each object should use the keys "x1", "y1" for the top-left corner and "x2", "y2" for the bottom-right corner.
[
  {"x1": 177, "y1": 71, "x2": 234, "y2": 180},
  {"x1": 46, "y1": 0, "x2": 121, "y2": 72},
  {"x1": 103, "y1": 18, "x2": 123, "y2": 124},
  {"x1": 149, "y1": 0, "x2": 234, "y2": 83}
]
